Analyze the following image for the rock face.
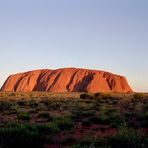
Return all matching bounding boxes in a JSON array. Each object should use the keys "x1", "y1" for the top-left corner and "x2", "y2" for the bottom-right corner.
[{"x1": 1, "y1": 68, "x2": 133, "y2": 92}]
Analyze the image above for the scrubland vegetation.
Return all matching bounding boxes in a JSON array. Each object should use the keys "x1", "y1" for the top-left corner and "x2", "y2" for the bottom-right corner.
[{"x1": 0, "y1": 92, "x2": 147, "y2": 148}]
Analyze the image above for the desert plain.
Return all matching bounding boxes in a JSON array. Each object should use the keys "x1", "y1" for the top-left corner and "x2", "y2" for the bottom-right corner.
[{"x1": 0, "y1": 92, "x2": 147, "y2": 148}]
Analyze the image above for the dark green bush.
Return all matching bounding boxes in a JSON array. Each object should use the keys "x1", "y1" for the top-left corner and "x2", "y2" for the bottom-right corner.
[
  {"x1": 137, "y1": 111, "x2": 148, "y2": 128},
  {"x1": 111, "y1": 99, "x2": 119, "y2": 105},
  {"x1": 94, "y1": 92, "x2": 102, "y2": 98},
  {"x1": 80, "y1": 93, "x2": 90, "y2": 99},
  {"x1": 9, "y1": 93, "x2": 15, "y2": 97},
  {"x1": 36, "y1": 103, "x2": 48, "y2": 111},
  {"x1": 81, "y1": 110, "x2": 96, "y2": 117},
  {"x1": 98, "y1": 112, "x2": 110, "y2": 124},
  {"x1": 17, "y1": 112, "x2": 31, "y2": 121},
  {"x1": 29, "y1": 100, "x2": 38, "y2": 108},
  {"x1": 53, "y1": 116, "x2": 74, "y2": 131},
  {"x1": 17, "y1": 100, "x2": 27, "y2": 106},
  {"x1": 0, "y1": 101, "x2": 12, "y2": 111}
]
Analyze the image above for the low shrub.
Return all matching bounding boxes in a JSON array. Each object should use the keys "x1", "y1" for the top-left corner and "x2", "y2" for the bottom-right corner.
[
  {"x1": 98, "y1": 112, "x2": 110, "y2": 124},
  {"x1": 102, "y1": 94, "x2": 114, "y2": 100},
  {"x1": 133, "y1": 93, "x2": 143, "y2": 100},
  {"x1": 37, "y1": 112, "x2": 50, "y2": 118},
  {"x1": 81, "y1": 110, "x2": 96, "y2": 117},
  {"x1": 29, "y1": 100, "x2": 38, "y2": 108},
  {"x1": 53, "y1": 116, "x2": 74, "y2": 131},
  {"x1": 17, "y1": 100, "x2": 27, "y2": 106},
  {"x1": 17, "y1": 111, "x2": 31, "y2": 121},
  {"x1": 0, "y1": 101, "x2": 12, "y2": 112},
  {"x1": 9, "y1": 93, "x2": 15, "y2": 97},
  {"x1": 36, "y1": 103, "x2": 48, "y2": 111},
  {"x1": 94, "y1": 92, "x2": 102, "y2": 98},
  {"x1": 137, "y1": 111, "x2": 148, "y2": 128},
  {"x1": 111, "y1": 99, "x2": 119, "y2": 105},
  {"x1": 80, "y1": 93, "x2": 90, "y2": 99}
]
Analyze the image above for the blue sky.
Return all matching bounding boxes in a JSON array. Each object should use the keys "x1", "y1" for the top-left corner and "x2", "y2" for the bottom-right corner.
[{"x1": 0, "y1": 0, "x2": 148, "y2": 92}]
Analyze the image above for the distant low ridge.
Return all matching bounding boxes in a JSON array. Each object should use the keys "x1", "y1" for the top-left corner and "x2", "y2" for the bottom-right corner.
[{"x1": 1, "y1": 68, "x2": 133, "y2": 92}]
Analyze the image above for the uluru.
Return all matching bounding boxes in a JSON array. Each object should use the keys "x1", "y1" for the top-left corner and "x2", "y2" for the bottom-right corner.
[{"x1": 1, "y1": 68, "x2": 133, "y2": 92}]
